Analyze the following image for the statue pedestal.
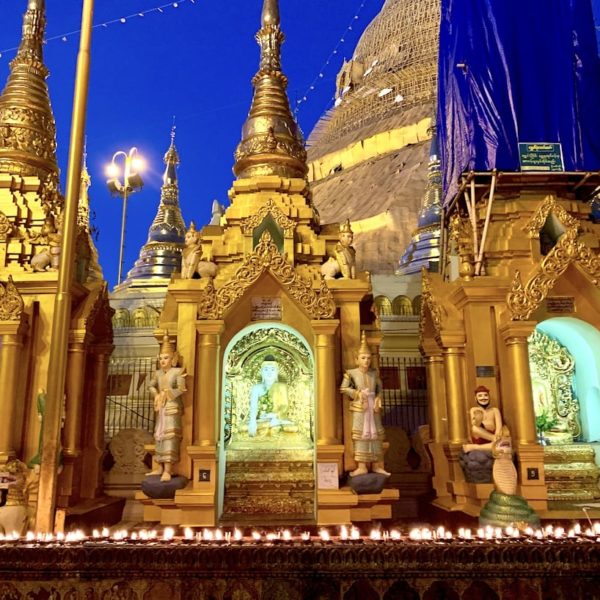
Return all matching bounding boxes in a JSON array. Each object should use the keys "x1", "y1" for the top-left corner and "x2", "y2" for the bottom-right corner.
[{"x1": 317, "y1": 487, "x2": 399, "y2": 525}]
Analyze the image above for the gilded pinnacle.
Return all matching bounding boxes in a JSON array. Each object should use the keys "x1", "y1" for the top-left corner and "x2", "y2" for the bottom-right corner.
[
  {"x1": 0, "y1": 0, "x2": 58, "y2": 181},
  {"x1": 233, "y1": 0, "x2": 307, "y2": 180},
  {"x1": 261, "y1": 0, "x2": 280, "y2": 26}
]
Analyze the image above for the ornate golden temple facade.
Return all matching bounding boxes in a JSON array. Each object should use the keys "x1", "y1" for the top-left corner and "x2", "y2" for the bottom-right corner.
[
  {"x1": 0, "y1": 0, "x2": 113, "y2": 530},
  {"x1": 422, "y1": 173, "x2": 600, "y2": 518},
  {"x1": 138, "y1": 0, "x2": 398, "y2": 527}
]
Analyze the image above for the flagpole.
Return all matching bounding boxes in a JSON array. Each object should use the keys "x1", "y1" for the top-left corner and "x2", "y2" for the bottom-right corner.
[{"x1": 36, "y1": 0, "x2": 96, "y2": 533}]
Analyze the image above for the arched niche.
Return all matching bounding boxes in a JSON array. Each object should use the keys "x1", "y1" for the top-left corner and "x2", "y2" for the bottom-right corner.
[
  {"x1": 392, "y1": 295, "x2": 413, "y2": 316},
  {"x1": 374, "y1": 295, "x2": 392, "y2": 316},
  {"x1": 221, "y1": 323, "x2": 314, "y2": 448},
  {"x1": 534, "y1": 317, "x2": 600, "y2": 442}
]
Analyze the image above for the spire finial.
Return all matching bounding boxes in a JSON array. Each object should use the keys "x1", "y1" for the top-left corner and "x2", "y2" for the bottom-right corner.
[
  {"x1": 170, "y1": 116, "x2": 176, "y2": 145},
  {"x1": 233, "y1": 0, "x2": 307, "y2": 180},
  {"x1": 0, "y1": 0, "x2": 58, "y2": 182},
  {"x1": 261, "y1": 0, "x2": 280, "y2": 27}
]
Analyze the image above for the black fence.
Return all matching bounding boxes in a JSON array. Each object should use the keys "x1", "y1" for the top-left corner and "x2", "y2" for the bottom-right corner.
[
  {"x1": 379, "y1": 355, "x2": 428, "y2": 434},
  {"x1": 104, "y1": 357, "x2": 156, "y2": 439}
]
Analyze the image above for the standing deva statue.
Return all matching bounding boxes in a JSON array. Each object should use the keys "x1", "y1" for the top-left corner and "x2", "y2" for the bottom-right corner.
[
  {"x1": 341, "y1": 331, "x2": 390, "y2": 477},
  {"x1": 148, "y1": 335, "x2": 186, "y2": 482},
  {"x1": 321, "y1": 219, "x2": 356, "y2": 280}
]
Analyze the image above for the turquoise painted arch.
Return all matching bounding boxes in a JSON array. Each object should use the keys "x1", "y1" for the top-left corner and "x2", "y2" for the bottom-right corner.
[{"x1": 536, "y1": 317, "x2": 600, "y2": 442}]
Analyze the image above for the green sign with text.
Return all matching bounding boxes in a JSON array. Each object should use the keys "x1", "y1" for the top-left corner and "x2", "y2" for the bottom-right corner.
[{"x1": 518, "y1": 142, "x2": 564, "y2": 172}]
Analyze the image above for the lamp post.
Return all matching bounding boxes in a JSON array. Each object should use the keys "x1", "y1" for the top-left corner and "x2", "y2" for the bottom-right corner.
[{"x1": 106, "y1": 147, "x2": 144, "y2": 285}]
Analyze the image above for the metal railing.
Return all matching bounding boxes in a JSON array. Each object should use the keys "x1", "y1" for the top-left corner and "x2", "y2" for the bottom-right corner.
[
  {"x1": 379, "y1": 355, "x2": 428, "y2": 434},
  {"x1": 104, "y1": 356, "x2": 156, "y2": 439}
]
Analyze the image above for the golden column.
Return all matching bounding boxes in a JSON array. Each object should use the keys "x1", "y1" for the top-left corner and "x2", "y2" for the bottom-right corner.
[
  {"x1": 312, "y1": 319, "x2": 340, "y2": 444},
  {"x1": 440, "y1": 333, "x2": 468, "y2": 444},
  {"x1": 424, "y1": 351, "x2": 447, "y2": 443},
  {"x1": 0, "y1": 317, "x2": 29, "y2": 463},
  {"x1": 80, "y1": 343, "x2": 112, "y2": 499},
  {"x1": 500, "y1": 321, "x2": 538, "y2": 445},
  {"x1": 194, "y1": 321, "x2": 225, "y2": 446},
  {"x1": 58, "y1": 334, "x2": 88, "y2": 506}
]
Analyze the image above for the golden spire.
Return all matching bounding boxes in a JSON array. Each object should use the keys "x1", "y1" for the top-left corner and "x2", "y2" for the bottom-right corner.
[
  {"x1": 125, "y1": 126, "x2": 186, "y2": 282},
  {"x1": 0, "y1": 0, "x2": 58, "y2": 181},
  {"x1": 77, "y1": 140, "x2": 91, "y2": 231},
  {"x1": 233, "y1": 0, "x2": 307, "y2": 180},
  {"x1": 76, "y1": 144, "x2": 103, "y2": 281}
]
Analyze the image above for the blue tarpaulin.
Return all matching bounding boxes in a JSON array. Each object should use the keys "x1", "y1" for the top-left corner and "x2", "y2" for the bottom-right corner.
[{"x1": 437, "y1": 0, "x2": 600, "y2": 206}]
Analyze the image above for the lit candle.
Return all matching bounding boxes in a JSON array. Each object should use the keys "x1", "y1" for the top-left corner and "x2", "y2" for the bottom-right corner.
[
  {"x1": 320, "y1": 529, "x2": 330, "y2": 542},
  {"x1": 163, "y1": 527, "x2": 175, "y2": 541},
  {"x1": 351, "y1": 527, "x2": 360, "y2": 540},
  {"x1": 234, "y1": 528, "x2": 243, "y2": 542},
  {"x1": 283, "y1": 530, "x2": 292, "y2": 542},
  {"x1": 184, "y1": 527, "x2": 194, "y2": 540}
]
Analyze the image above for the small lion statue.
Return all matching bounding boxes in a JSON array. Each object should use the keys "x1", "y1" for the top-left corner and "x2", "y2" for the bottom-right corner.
[{"x1": 181, "y1": 222, "x2": 218, "y2": 280}]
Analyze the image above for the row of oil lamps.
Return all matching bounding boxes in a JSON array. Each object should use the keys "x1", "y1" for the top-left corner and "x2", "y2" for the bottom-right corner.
[{"x1": 0, "y1": 523, "x2": 599, "y2": 545}]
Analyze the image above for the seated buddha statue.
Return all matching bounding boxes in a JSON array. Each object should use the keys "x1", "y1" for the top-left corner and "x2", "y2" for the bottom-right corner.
[{"x1": 247, "y1": 355, "x2": 298, "y2": 437}]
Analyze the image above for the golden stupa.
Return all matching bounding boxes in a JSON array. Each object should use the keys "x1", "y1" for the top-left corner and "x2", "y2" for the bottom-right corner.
[
  {"x1": 137, "y1": 0, "x2": 398, "y2": 527},
  {"x1": 307, "y1": 0, "x2": 440, "y2": 275},
  {"x1": 0, "y1": 0, "x2": 115, "y2": 532}
]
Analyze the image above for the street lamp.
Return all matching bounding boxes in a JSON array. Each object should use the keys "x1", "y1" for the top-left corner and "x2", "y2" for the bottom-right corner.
[{"x1": 106, "y1": 147, "x2": 145, "y2": 285}]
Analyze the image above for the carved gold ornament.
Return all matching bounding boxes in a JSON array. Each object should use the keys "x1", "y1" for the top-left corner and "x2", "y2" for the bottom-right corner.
[
  {"x1": 524, "y1": 196, "x2": 579, "y2": 237},
  {"x1": 241, "y1": 199, "x2": 296, "y2": 237},
  {"x1": 0, "y1": 212, "x2": 14, "y2": 240},
  {"x1": 528, "y1": 329, "x2": 579, "y2": 439},
  {"x1": 197, "y1": 231, "x2": 335, "y2": 320},
  {"x1": 419, "y1": 268, "x2": 443, "y2": 338},
  {"x1": 0, "y1": 276, "x2": 24, "y2": 321},
  {"x1": 508, "y1": 228, "x2": 600, "y2": 320}
]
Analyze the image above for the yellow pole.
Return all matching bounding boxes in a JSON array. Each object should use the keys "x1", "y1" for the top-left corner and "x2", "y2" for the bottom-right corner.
[{"x1": 36, "y1": 0, "x2": 95, "y2": 532}]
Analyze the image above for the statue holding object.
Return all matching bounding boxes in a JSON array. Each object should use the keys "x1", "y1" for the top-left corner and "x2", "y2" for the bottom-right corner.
[
  {"x1": 340, "y1": 331, "x2": 390, "y2": 477},
  {"x1": 463, "y1": 385, "x2": 503, "y2": 453},
  {"x1": 148, "y1": 335, "x2": 186, "y2": 482}
]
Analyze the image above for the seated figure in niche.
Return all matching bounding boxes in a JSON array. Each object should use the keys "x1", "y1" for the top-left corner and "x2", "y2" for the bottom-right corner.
[
  {"x1": 247, "y1": 355, "x2": 298, "y2": 437},
  {"x1": 462, "y1": 386, "x2": 503, "y2": 453}
]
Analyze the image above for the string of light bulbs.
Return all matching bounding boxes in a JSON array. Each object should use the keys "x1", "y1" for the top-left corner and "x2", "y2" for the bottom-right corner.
[
  {"x1": 294, "y1": 0, "x2": 368, "y2": 115},
  {"x1": 0, "y1": 0, "x2": 197, "y2": 60}
]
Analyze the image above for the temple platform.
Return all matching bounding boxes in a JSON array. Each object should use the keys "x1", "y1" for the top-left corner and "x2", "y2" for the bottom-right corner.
[{"x1": 0, "y1": 537, "x2": 598, "y2": 599}]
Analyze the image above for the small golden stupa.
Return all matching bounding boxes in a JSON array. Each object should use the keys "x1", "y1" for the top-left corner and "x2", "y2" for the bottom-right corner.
[{"x1": 138, "y1": 0, "x2": 398, "y2": 527}]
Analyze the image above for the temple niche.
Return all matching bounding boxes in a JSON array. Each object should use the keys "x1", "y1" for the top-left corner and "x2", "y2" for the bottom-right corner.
[{"x1": 137, "y1": 0, "x2": 398, "y2": 527}]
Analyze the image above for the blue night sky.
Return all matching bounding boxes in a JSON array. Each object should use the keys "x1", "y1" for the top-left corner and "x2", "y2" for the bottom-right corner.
[{"x1": 1, "y1": 0, "x2": 600, "y2": 288}]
